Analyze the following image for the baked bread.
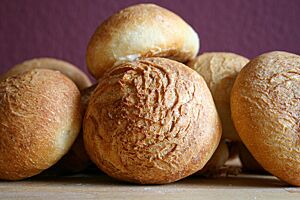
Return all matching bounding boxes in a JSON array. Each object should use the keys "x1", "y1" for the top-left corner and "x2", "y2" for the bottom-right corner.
[
  {"x1": 188, "y1": 52, "x2": 249, "y2": 141},
  {"x1": 231, "y1": 51, "x2": 300, "y2": 186},
  {"x1": 84, "y1": 57, "x2": 221, "y2": 184},
  {"x1": 0, "y1": 57, "x2": 91, "y2": 90},
  {"x1": 86, "y1": 4, "x2": 199, "y2": 79},
  {"x1": 0, "y1": 69, "x2": 81, "y2": 180}
]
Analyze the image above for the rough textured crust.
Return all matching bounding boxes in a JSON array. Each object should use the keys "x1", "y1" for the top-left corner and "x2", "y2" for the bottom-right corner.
[
  {"x1": 0, "y1": 57, "x2": 91, "y2": 90},
  {"x1": 231, "y1": 51, "x2": 300, "y2": 186},
  {"x1": 46, "y1": 85, "x2": 96, "y2": 175},
  {"x1": 0, "y1": 69, "x2": 81, "y2": 180},
  {"x1": 86, "y1": 4, "x2": 199, "y2": 79},
  {"x1": 84, "y1": 57, "x2": 221, "y2": 184},
  {"x1": 188, "y1": 52, "x2": 249, "y2": 141}
]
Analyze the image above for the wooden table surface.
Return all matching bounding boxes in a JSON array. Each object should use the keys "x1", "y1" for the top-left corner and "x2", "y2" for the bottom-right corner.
[{"x1": 0, "y1": 173, "x2": 299, "y2": 200}]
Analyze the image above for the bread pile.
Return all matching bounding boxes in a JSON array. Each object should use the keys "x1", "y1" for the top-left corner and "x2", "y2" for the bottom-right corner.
[{"x1": 0, "y1": 3, "x2": 299, "y2": 186}]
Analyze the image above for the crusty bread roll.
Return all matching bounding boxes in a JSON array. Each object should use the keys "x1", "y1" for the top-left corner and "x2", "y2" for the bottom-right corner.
[
  {"x1": 86, "y1": 4, "x2": 199, "y2": 79},
  {"x1": 0, "y1": 69, "x2": 81, "y2": 180},
  {"x1": 84, "y1": 57, "x2": 221, "y2": 184},
  {"x1": 0, "y1": 58, "x2": 91, "y2": 90},
  {"x1": 231, "y1": 51, "x2": 300, "y2": 186},
  {"x1": 188, "y1": 52, "x2": 249, "y2": 141}
]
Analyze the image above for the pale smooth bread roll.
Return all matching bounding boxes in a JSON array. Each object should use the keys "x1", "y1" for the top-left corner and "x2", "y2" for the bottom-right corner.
[
  {"x1": 231, "y1": 51, "x2": 300, "y2": 186},
  {"x1": 188, "y1": 52, "x2": 249, "y2": 141},
  {"x1": 84, "y1": 57, "x2": 221, "y2": 184},
  {"x1": 0, "y1": 69, "x2": 81, "y2": 180},
  {"x1": 86, "y1": 4, "x2": 199, "y2": 79},
  {"x1": 0, "y1": 58, "x2": 92, "y2": 90}
]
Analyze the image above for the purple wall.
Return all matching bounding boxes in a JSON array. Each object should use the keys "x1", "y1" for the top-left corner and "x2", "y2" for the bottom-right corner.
[{"x1": 1, "y1": 0, "x2": 300, "y2": 80}]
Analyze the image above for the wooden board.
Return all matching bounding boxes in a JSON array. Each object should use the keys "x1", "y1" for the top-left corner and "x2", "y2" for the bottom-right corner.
[{"x1": 0, "y1": 174, "x2": 299, "y2": 200}]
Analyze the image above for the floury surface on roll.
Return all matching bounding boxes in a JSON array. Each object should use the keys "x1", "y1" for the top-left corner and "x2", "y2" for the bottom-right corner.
[
  {"x1": 0, "y1": 69, "x2": 81, "y2": 180},
  {"x1": 86, "y1": 4, "x2": 199, "y2": 79},
  {"x1": 188, "y1": 52, "x2": 249, "y2": 141},
  {"x1": 84, "y1": 57, "x2": 221, "y2": 184},
  {"x1": 231, "y1": 51, "x2": 300, "y2": 186},
  {"x1": 0, "y1": 57, "x2": 92, "y2": 90}
]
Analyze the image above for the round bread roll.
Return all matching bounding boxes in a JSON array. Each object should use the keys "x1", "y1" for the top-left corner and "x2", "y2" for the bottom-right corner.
[
  {"x1": 86, "y1": 4, "x2": 199, "y2": 79},
  {"x1": 45, "y1": 85, "x2": 96, "y2": 175},
  {"x1": 84, "y1": 57, "x2": 221, "y2": 184},
  {"x1": 0, "y1": 58, "x2": 91, "y2": 90},
  {"x1": 188, "y1": 52, "x2": 249, "y2": 141},
  {"x1": 231, "y1": 51, "x2": 300, "y2": 186},
  {"x1": 0, "y1": 69, "x2": 81, "y2": 180}
]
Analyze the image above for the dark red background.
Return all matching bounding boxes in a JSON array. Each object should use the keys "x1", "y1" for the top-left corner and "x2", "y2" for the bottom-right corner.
[{"x1": 1, "y1": 0, "x2": 300, "y2": 80}]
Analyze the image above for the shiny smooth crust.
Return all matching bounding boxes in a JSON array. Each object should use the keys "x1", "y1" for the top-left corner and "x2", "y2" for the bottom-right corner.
[
  {"x1": 84, "y1": 57, "x2": 221, "y2": 184},
  {"x1": 188, "y1": 52, "x2": 249, "y2": 141},
  {"x1": 86, "y1": 4, "x2": 199, "y2": 79},
  {"x1": 0, "y1": 57, "x2": 92, "y2": 90},
  {"x1": 0, "y1": 69, "x2": 81, "y2": 180},
  {"x1": 231, "y1": 51, "x2": 300, "y2": 186}
]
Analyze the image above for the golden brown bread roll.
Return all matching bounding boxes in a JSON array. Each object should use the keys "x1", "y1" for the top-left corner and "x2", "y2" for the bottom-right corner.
[
  {"x1": 231, "y1": 51, "x2": 300, "y2": 186},
  {"x1": 0, "y1": 57, "x2": 91, "y2": 90},
  {"x1": 86, "y1": 4, "x2": 199, "y2": 79},
  {"x1": 84, "y1": 57, "x2": 221, "y2": 184},
  {"x1": 0, "y1": 69, "x2": 81, "y2": 180},
  {"x1": 188, "y1": 52, "x2": 249, "y2": 141}
]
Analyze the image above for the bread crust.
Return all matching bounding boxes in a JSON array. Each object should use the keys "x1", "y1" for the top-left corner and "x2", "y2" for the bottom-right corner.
[
  {"x1": 188, "y1": 52, "x2": 249, "y2": 141},
  {"x1": 231, "y1": 51, "x2": 300, "y2": 186},
  {"x1": 86, "y1": 4, "x2": 199, "y2": 79},
  {"x1": 84, "y1": 57, "x2": 221, "y2": 184},
  {"x1": 0, "y1": 57, "x2": 91, "y2": 90},
  {"x1": 0, "y1": 69, "x2": 81, "y2": 180}
]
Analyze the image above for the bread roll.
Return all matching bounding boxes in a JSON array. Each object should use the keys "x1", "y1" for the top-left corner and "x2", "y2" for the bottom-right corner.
[
  {"x1": 231, "y1": 51, "x2": 300, "y2": 186},
  {"x1": 188, "y1": 52, "x2": 249, "y2": 141},
  {"x1": 84, "y1": 57, "x2": 221, "y2": 184},
  {"x1": 0, "y1": 69, "x2": 81, "y2": 180},
  {"x1": 86, "y1": 4, "x2": 199, "y2": 79},
  {"x1": 0, "y1": 58, "x2": 91, "y2": 90}
]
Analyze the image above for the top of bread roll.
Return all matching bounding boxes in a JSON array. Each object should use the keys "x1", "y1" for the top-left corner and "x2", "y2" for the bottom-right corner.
[
  {"x1": 0, "y1": 58, "x2": 91, "y2": 90},
  {"x1": 86, "y1": 4, "x2": 199, "y2": 79},
  {"x1": 231, "y1": 51, "x2": 300, "y2": 186},
  {"x1": 188, "y1": 52, "x2": 249, "y2": 141},
  {"x1": 0, "y1": 69, "x2": 81, "y2": 180}
]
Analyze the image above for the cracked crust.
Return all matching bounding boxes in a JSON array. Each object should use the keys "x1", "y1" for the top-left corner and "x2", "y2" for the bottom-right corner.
[
  {"x1": 84, "y1": 57, "x2": 221, "y2": 184},
  {"x1": 188, "y1": 52, "x2": 249, "y2": 141},
  {"x1": 0, "y1": 69, "x2": 81, "y2": 180},
  {"x1": 231, "y1": 51, "x2": 300, "y2": 186},
  {"x1": 86, "y1": 4, "x2": 199, "y2": 79}
]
